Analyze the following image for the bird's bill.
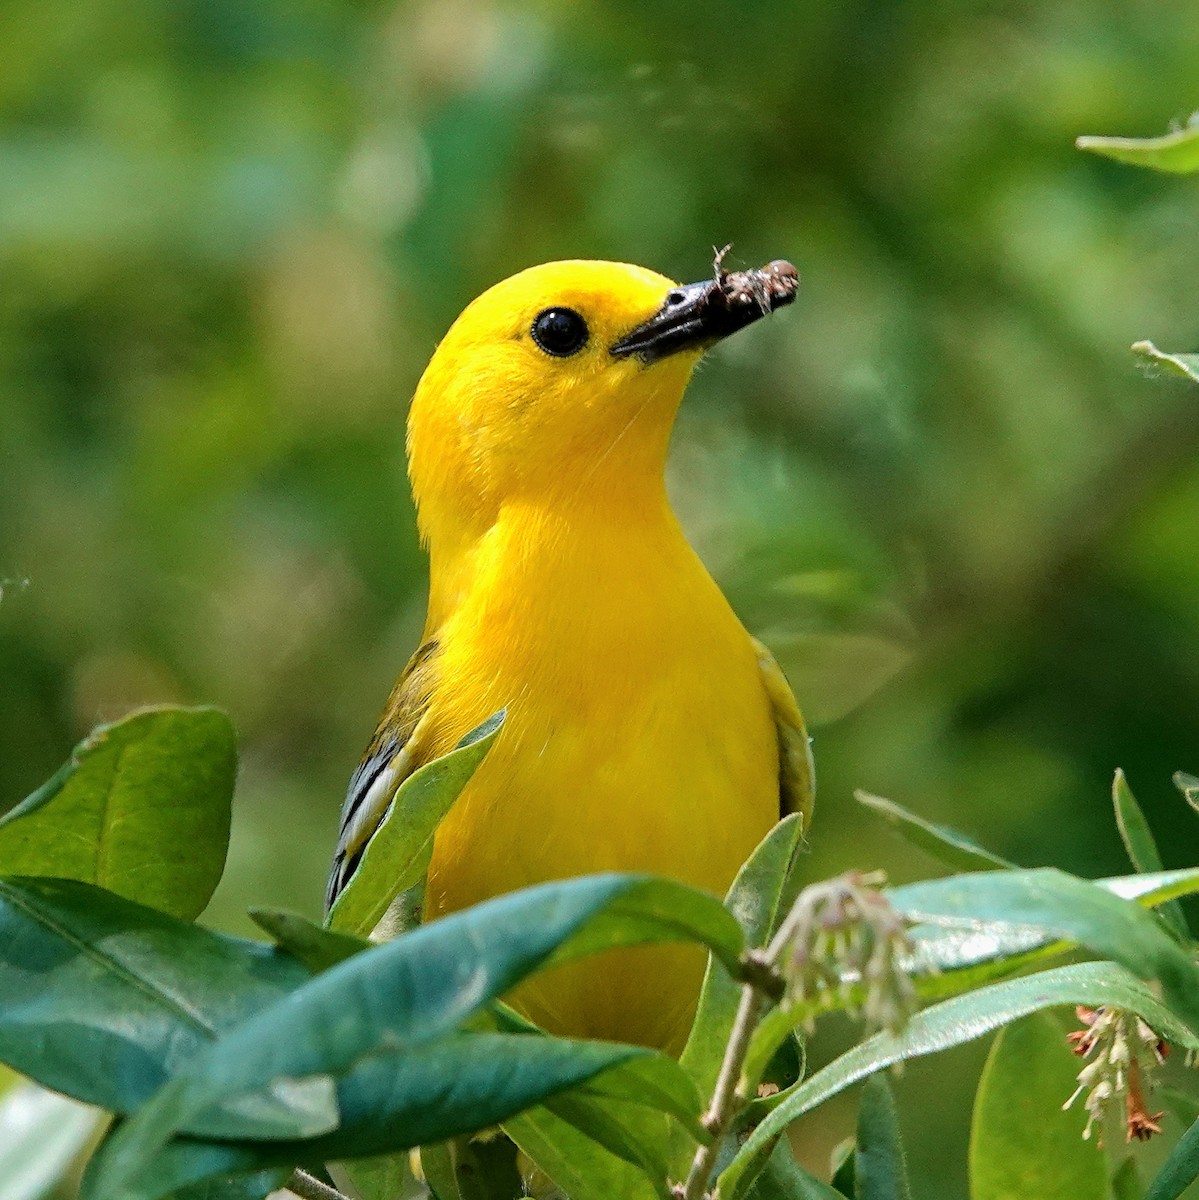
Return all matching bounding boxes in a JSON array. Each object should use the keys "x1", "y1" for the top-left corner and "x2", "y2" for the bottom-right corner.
[{"x1": 610, "y1": 258, "x2": 799, "y2": 363}]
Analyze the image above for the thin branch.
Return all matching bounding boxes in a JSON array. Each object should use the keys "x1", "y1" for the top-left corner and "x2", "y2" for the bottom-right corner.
[{"x1": 288, "y1": 1169, "x2": 352, "y2": 1200}]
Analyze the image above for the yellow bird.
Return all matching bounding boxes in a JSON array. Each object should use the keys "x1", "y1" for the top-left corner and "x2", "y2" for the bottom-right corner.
[{"x1": 326, "y1": 256, "x2": 813, "y2": 1051}]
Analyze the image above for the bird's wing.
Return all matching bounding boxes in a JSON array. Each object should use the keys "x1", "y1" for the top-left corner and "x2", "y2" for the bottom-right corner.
[
  {"x1": 752, "y1": 637, "x2": 815, "y2": 828},
  {"x1": 325, "y1": 639, "x2": 441, "y2": 912}
]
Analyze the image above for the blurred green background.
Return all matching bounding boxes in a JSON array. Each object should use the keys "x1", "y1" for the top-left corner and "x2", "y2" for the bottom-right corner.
[{"x1": 2, "y1": 0, "x2": 1198, "y2": 1192}]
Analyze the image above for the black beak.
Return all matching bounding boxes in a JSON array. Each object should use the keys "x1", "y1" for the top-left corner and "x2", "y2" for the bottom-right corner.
[{"x1": 610, "y1": 258, "x2": 799, "y2": 363}]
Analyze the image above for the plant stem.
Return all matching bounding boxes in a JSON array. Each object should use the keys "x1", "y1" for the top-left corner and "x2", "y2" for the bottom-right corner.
[
  {"x1": 677, "y1": 980, "x2": 767, "y2": 1200},
  {"x1": 288, "y1": 1169, "x2": 352, "y2": 1200}
]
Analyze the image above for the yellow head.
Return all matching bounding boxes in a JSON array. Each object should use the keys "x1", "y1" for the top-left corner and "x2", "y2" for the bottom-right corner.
[{"x1": 407, "y1": 256, "x2": 799, "y2": 585}]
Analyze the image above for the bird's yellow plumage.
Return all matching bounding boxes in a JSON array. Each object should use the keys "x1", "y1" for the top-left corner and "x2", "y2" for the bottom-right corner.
[{"x1": 327, "y1": 257, "x2": 812, "y2": 1051}]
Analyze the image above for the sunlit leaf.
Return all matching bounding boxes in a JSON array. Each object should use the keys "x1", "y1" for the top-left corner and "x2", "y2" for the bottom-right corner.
[
  {"x1": 328, "y1": 711, "x2": 504, "y2": 936},
  {"x1": 856, "y1": 791, "x2": 1015, "y2": 872},
  {"x1": 419, "y1": 1138, "x2": 520, "y2": 1200},
  {"x1": 717, "y1": 962, "x2": 1197, "y2": 1199},
  {"x1": 0, "y1": 708, "x2": 235, "y2": 920},
  {"x1": 1131, "y1": 342, "x2": 1199, "y2": 383},
  {"x1": 1077, "y1": 121, "x2": 1199, "y2": 173},
  {"x1": 887, "y1": 868, "x2": 1199, "y2": 1030},
  {"x1": 968, "y1": 1014, "x2": 1107, "y2": 1200}
]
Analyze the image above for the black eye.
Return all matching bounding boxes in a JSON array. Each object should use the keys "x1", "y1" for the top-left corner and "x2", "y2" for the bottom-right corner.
[{"x1": 531, "y1": 307, "x2": 589, "y2": 357}]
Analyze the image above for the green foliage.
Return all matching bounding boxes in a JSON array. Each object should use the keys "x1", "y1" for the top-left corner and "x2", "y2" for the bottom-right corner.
[
  {"x1": 1132, "y1": 342, "x2": 1199, "y2": 385},
  {"x1": 1077, "y1": 121, "x2": 1199, "y2": 173},
  {"x1": 0, "y1": 707, "x2": 235, "y2": 919},
  {"x1": 1145, "y1": 1117, "x2": 1199, "y2": 1200},
  {"x1": 327, "y1": 711, "x2": 505, "y2": 936},
  {"x1": 1, "y1": 702, "x2": 1198, "y2": 1200},
  {"x1": 968, "y1": 1015, "x2": 1106, "y2": 1200}
]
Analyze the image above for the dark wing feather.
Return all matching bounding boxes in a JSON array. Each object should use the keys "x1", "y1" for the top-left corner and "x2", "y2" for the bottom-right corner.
[
  {"x1": 752, "y1": 637, "x2": 815, "y2": 828},
  {"x1": 325, "y1": 639, "x2": 440, "y2": 912}
]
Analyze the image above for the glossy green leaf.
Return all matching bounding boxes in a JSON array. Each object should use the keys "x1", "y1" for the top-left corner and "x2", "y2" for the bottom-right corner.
[
  {"x1": 0, "y1": 1082, "x2": 103, "y2": 1200},
  {"x1": 87, "y1": 872, "x2": 740, "y2": 1200},
  {"x1": 0, "y1": 877, "x2": 315, "y2": 1119},
  {"x1": 1131, "y1": 342, "x2": 1199, "y2": 383},
  {"x1": 1145, "y1": 1116, "x2": 1199, "y2": 1200},
  {"x1": 168, "y1": 1169, "x2": 289, "y2": 1200},
  {"x1": 681, "y1": 815, "x2": 806, "y2": 1096},
  {"x1": 1077, "y1": 121, "x2": 1199, "y2": 173},
  {"x1": 855, "y1": 791, "x2": 1015, "y2": 871},
  {"x1": 327, "y1": 711, "x2": 504, "y2": 936},
  {"x1": 855, "y1": 1075, "x2": 910, "y2": 1200},
  {"x1": 0, "y1": 707, "x2": 235, "y2": 920},
  {"x1": 504, "y1": 1106, "x2": 660, "y2": 1200},
  {"x1": 1112, "y1": 771, "x2": 1187, "y2": 938},
  {"x1": 968, "y1": 1013, "x2": 1106, "y2": 1200},
  {"x1": 248, "y1": 909, "x2": 369, "y2": 972},
  {"x1": 1175, "y1": 772, "x2": 1199, "y2": 815},
  {"x1": 887, "y1": 868, "x2": 1199, "y2": 1031},
  {"x1": 717, "y1": 961, "x2": 1197, "y2": 1199},
  {"x1": 86, "y1": 1033, "x2": 655, "y2": 1200}
]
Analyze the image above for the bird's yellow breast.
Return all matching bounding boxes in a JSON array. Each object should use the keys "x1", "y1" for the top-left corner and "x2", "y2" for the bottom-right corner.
[{"x1": 423, "y1": 498, "x2": 778, "y2": 1048}]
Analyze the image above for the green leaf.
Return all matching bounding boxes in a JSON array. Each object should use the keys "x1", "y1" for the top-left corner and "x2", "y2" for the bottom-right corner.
[
  {"x1": 1175, "y1": 772, "x2": 1199, "y2": 815},
  {"x1": 86, "y1": 872, "x2": 740, "y2": 1200},
  {"x1": 855, "y1": 1075, "x2": 911, "y2": 1200},
  {"x1": 0, "y1": 1082, "x2": 104, "y2": 1200},
  {"x1": 681, "y1": 815, "x2": 806, "y2": 1096},
  {"x1": 0, "y1": 877, "x2": 315, "y2": 1119},
  {"x1": 87, "y1": 1033, "x2": 656, "y2": 1200},
  {"x1": 1077, "y1": 121, "x2": 1199, "y2": 173},
  {"x1": 1145, "y1": 1116, "x2": 1199, "y2": 1200},
  {"x1": 717, "y1": 961, "x2": 1197, "y2": 1199},
  {"x1": 744, "y1": 1139, "x2": 844, "y2": 1199},
  {"x1": 855, "y1": 792, "x2": 1016, "y2": 871},
  {"x1": 248, "y1": 909, "x2": 369, "y2": 972},
  {"x1": 327, "y1": 711, "x2": 504, "y2": 936},
  {"x1": 1131, "y1": 342, "x2": 1199, "y2": 384},
  {"x1": 887, "y1": 868, "x2": 1199, "y2": 1032},
  {"x1": 830, "y1": 1139, "x2": 855, "y2": 1196},
  {"x1": 420, "y1": 1138, "x2": 521, "y2": 1200},
  {"x1": 1111, "y1": 771, "x2": 1188, "y2": 938},
  {"x1": 504, "y1": 1106, "x2": 660, "y2": 1200},
  {"x1": 1112, "y1": 1157, "x2": 1145, "y2": 1200},
  {"x1": 968, "y1": 1014, "x2": 1107, "y2": 1200},
  {"x1": 339, "y1": 1154, "x2": 416, "y2": 1200},
  {"x1": 0, "y1": 708, "x2": 236, "y2": 920}
]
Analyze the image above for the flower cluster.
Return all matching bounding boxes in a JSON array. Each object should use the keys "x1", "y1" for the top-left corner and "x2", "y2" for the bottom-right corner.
[
  {"x1": 779, "y1": 870, "x2": 919, "y2": 1035},
  {"x1": 1063, "y1": 1005, "x2": 1169, "y2": 1144}
]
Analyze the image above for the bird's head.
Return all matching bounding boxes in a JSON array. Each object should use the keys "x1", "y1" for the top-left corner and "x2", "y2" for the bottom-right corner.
[{"x1": 408, "y1": 257, "x2": 798, "y2": 554}]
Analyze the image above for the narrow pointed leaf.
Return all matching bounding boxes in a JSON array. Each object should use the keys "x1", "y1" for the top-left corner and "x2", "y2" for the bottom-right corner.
[
  {"x1": 745, "y1": 1139, "x2": 844, "y2": 1199},
  {"x1": 1145, "y1": 1117, "x2": 1199, "y2": 1200},
  {"x1": 0, "y1": 877, "x2": 312, "y2": 1117},
  {"x1": 969, "y1": 1014, "x2": 1106, "y2": 1200},
  {"x1": 855, "y1": 1075, "x2": 910, "y2": 1200},
  {"x1": 1077, "y1": 123, "x2": 1199, "y2": 173},
  {"x1": 1131, "y1": 342, "x2": 1199, "y2": 383},
  {"x1": 327, "y1": 712, "x2": 504, "y2": 935},
  {"x1": 717, "y1": 962, "x2": 1198, "y2": 1199},
  {"x1": 0, "y1": 708, "x2": 235, "y2": 920},
  {"x1": 1175, "y1": 772, "x2": 1199, "y2": 815},
  {"x1": 681, "y1": 815, "x2": 806, "y2": 1096},
  {"x1": 887, "y1": 868, "x2": 1199, "y2": 1031},
  {"x1": 856, "y1": 792, "x2": 1015, "y2": 871},
  {"x1": 248, "y1": 909, "x2": 369, "y2": 972},
  {"x1": 1112, "y1": 771, "x2": 1187, "y2": 938},
  {"x1": 1112, "y1": 1157, "x2": 1145, "y2": 1200}
]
